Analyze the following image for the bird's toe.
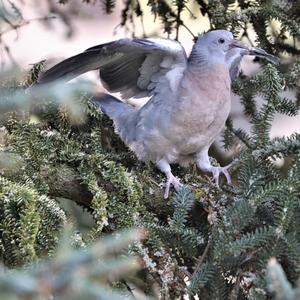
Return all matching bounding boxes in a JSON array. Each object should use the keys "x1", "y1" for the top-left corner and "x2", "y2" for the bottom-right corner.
[
  {"x1": 163, "y1": 174, "x2": 182, "y2": 199},
  {"x1": 211, "y1": 168, "x2": 220, "y2": 187},
  {"x1": 210, "y1": 164, "x2": 232, "y2": 186},
  {"x1": 164, "y1": 185, "x2": 171, "y2": 199},
  {"x1": 221, "y1": 167, "x2": 232, "y2": 184},
  {"x1": 173, "y1": 178, "x2": 183, "y2": 190}
]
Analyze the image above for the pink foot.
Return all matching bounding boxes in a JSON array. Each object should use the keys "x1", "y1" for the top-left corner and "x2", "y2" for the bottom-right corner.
[
  {"x1": 210, "y1": 163, "x2": 232, "y2": 187},
  {"x1": 164, "y1": 173, "x2": 183, "y2": 199}
]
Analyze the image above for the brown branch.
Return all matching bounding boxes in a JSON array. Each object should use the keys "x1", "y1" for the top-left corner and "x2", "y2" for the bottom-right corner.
[
  {"x1": 193, "y1": 234, "x2": 212, "y2": 274},
  {"x1": 41, "y1": 165, "x2": 93, "y2": 206}
]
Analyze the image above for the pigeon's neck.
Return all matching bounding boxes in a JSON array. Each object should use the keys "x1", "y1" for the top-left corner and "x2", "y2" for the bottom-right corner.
[{"x1": 188, "y1": 45, "x2": 226, "y2": 72}]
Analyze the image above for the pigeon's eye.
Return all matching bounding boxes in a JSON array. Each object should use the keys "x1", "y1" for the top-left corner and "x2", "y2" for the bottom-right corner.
[{"x1": 218, "y1": 38, "x2": 225, "y2": 44}]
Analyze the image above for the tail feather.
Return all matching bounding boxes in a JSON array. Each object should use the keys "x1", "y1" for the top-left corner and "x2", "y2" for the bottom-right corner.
[{"x1": 91, "y1": 93, "x2": 136, "y2": 125}]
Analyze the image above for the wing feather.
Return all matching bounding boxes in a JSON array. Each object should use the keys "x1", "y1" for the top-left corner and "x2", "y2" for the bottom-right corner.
[{"x1": 37, "y1": 37, "x2": 187, "y2": 100}]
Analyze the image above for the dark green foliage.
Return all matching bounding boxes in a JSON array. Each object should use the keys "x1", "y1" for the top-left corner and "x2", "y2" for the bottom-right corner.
[
  {"x1": 189, "y1": 262, "x2": 216, "y2": 295},
  {"x1": 223, "y1": 117, "x2": 253, "y2": 150},
  {"x1": 146, "y1": 187, "x2": 204, "y2": 257},
  {"x1": 23, "y1": 60, "x2": 46, "y2": 88},
  {"x1": 0, "y1": 177, "x2": 66, "y2": 267}
]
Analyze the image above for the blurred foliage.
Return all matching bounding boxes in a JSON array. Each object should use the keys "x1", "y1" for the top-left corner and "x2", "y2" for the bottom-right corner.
[
  {"x1": 0, "y1": 176, "x2": 66, "y2": 267},
  {"x1": 0, "y1": 0, "x2": 300, "y2": 299},
  {"x1": 267, "y1": 258, "x2": 296, "y2": 300},
  {"x1": 0, "y1": 228, "x2": 145, "y2": 300}
]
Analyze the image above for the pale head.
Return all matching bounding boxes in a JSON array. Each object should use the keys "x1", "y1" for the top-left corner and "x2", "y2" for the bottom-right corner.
[{"x1": 190, "y1": 30, "x2": 250, "y2": 66}]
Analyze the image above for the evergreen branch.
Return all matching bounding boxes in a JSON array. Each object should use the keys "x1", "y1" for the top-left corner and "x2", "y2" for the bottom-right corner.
[
  {"x1": 23, "y1": 60, "x2": 46, "y2": 88},
  {"x1": 173, "y1": 0, "x2": 185, "y2": 40},
  {"x1": 210, "y1": 272, "x2": 229, "y2": 300},
  {"x1": 1, "y1": 1, "x2": 300, "y2": 298},
  {"x1": 223, "y1": 118, "x2": 253, "y2": 150},
  {"x1": 237, "y1": 156, "x2": 280, "y2": 198},
  {"x1": 221, "y1": 198, "x2": 255, "y2": 232},
  {"x1": 276, "y1": 41, "x2": 300, "y2": 56},
  {"x1": 0, "y1": 176, "x2": 66, "y2": 267},
  {"x1": 146, "y1": 188, "x2": 204, "y2": 255},
  {"x1": 0, "y1": 16, "x2": 56, "y2": 37},
  {"x1": 284, "y1": 59, "x2": 300, "y2": 88},
  {"x1": 0, "y1": 228, "x2": 144, "y2": 299},
  {"x1": 232, "y1": 77, "x2": 258, "y2": 118},
  {"x1": 192, "y1": 235, "x2": 212, "y2": 279},
  {"x1": 147, "y1": 0, "x2": 177, "y2": 34},
  {"x1": 228, "y1": 226, "x2": 275, "y2": 256},
  {"x1": 250, "y1": 62, "x2": 284, "y2": 147},
  {"x1": 188, "y1": 262, "x2": 216, "y2": 295},
  {"x1": 248, "y1": 178, "x2": 298, "y2": 206},
  {"x1": 274, "y1": 97, "x2": 299, "y2": 117},
  {"x1": 172, "y1": 187, "x2": 194, "y2": 228},
  {"x1": 273, "y1": 190, "x2": 299, "y2": 236},
  {"x1": 146, "y1": 222, "x2": 203, "y2": 256},
  {"x1": 288, "y1": 153, "x2": 300, "y2": 180},
  {"x1": 252, "y1": 133, "x2": 300, "y2": 160},
  {"x1": 260, "y1": 3, "x2": 300, "y2": 37}
]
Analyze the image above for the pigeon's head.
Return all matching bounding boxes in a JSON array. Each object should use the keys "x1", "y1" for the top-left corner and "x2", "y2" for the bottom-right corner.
[
  {"x1": 195, "y1": 30, "x2": 249, "y2": 61},
  {"x1": 193, "y1": 30, "x2": 279, "y2": 67}
]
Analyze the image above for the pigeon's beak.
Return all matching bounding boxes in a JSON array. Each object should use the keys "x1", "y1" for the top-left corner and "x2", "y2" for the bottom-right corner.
[
  {"x1": 229, "y1": 39, "x2": 250, "y2": 50},
  {"x1": 229, "y1": 39, "x2": 280, "y2": 65}
]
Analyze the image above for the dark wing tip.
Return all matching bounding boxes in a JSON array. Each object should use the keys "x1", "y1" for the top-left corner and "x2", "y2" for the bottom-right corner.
[{"x1": 85, "y1": 41, "x2": 115, "y2": 52}]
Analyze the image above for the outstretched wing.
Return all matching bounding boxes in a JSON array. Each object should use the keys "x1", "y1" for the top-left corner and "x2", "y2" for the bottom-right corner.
[{"x1": 37, "y1": 38, "x2": 187, "y2": 99}]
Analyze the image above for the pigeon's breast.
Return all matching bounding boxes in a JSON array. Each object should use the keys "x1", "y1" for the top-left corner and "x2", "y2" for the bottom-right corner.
[{"x1": 167, "y1": 64, "x2": 231, "y2": 155}]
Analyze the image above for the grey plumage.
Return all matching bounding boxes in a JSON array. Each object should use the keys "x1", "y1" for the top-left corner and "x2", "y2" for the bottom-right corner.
[
  {"x1": 92, "y1": 94, "x2": 137, "y2": 145},
  {"x1": 38, "y1": 38, "x2": 187, "y2": 99},
  {"x1": 37, "y1": 30, "x2": 279, "y2": 198}
]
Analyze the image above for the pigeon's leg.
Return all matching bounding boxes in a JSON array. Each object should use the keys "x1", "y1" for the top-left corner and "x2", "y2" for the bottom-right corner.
[
  {"x1": 156, "y1": 159, "x2": 183, "y2": 199},
  {"x1": 196, "y1": 150, "x2": 232, "y2": 186}
]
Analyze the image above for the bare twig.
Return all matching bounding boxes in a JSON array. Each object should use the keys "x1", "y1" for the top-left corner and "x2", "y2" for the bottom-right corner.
[
  {"x1": 181, "y1": 22, "x2": 197, "y2": 41},
  {"x1": 184, "y1": 4, "x2": 197, "y2": 19},
  {"x1": 136, "y1": 0, "x2": 146, "y2": 37},
  {"x1": 175, "y1": 2, "x2": 183, "y2": 40},
  {"x1": 193, "y1": 234, "x2": 212, "y2": 274},
  {"x1": 0, "y1": 15, "x2": 55, "y2": 66},
  {"x1": 46, "y1": 0, "x2": 74, "y2": 37},
  {"x1": 0, "y1": 16, "x2": 56, "y2": 37}
]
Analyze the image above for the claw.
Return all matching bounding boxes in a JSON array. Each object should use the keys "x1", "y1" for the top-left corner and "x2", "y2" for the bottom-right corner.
[
  {"x1": 210, "y1": 164, "x2": 232, "y2": 187},
  {"x1": 197, "y1": 152, "x2": 234, "y2": 188},
  {"x1": 156, "y1": 159, "x2": 183, "y2": 199},
  {"x1": 164, "y1": 173, "x2": 183, "y2": 199},
  {"x1": 222, "y1": 165, "x2": 232, "y2": 184}
]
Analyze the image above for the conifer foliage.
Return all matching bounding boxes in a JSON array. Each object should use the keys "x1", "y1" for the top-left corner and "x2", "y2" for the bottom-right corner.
[{"x1": 0, "y1": 0, "x2": 300, "y2": 299}]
